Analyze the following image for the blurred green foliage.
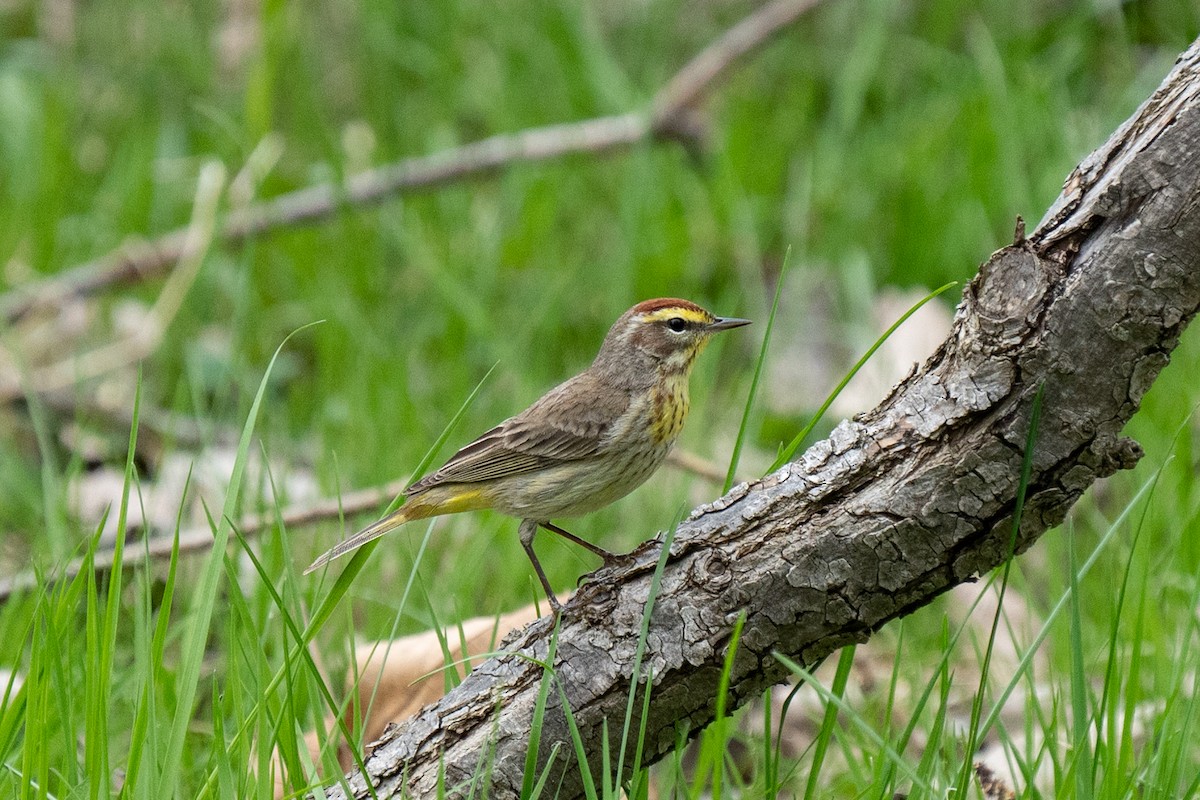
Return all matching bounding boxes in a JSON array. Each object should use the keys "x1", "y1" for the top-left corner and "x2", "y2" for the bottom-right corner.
[
  {"x1": 2, "y1": 0, "x2": 1198, "y2": 610},
  {"x1": 2, "y1": 0, "x2": 1198, "y2": 604},
  {"x1": 2, "y1": 1, "x2": 1200, "y2": 794}
]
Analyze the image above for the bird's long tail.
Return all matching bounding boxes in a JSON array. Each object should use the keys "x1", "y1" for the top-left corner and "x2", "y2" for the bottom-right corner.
[{"x1": 303, "y1": 502, "x2": 435, "y2": 574}]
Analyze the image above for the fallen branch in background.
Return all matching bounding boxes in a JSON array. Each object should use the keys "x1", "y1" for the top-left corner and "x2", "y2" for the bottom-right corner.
[
  {"x1": 0, "y1": 476, "x2": 407, "y2": 602},
  {"x1": 0, "y1": 0, "x2": 802, "y2": 594},
  {"x1": 0, "y1": 446, "x2": 733, "y2": 601},
  {"x1": 0, "y1": 0, "x2": 822, "y2": 325},
  {"x1": 0, "y1": 162, "x2": 225, "y2": 403}
]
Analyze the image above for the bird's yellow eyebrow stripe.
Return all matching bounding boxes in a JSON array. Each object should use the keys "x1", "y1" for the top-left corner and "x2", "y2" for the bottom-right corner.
[{"x1": 640, "y1": 307, "x2": 713, "y2": 324}]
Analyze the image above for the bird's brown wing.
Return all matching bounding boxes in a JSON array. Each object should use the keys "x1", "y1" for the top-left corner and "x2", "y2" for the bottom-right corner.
[{"x1": 406, "y1": 373, "x2": 629, "y2": 494}]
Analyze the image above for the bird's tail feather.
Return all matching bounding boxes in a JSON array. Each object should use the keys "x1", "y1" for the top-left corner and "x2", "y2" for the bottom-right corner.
[{"x1": 303, "y1": 502, "x2": 433, "y2": 574}]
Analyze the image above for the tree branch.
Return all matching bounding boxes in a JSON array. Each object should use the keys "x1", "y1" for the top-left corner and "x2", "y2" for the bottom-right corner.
[
  {"x1": 0, "y1": 447, "x2": 729, "y2": 602},
  {"x1": 0, "y1": 0, "x2": 820, "y2": 325},
  {"x1": 316, "y1": 38, "x2": 1200, "y2": 800},
  {"x1": 0, "y1": 479, "x2": 408, "y2": 601}
]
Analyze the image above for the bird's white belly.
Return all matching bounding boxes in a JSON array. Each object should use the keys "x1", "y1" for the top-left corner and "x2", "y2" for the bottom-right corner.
[{"x1": 487, "y1": 444, "x2": 672, "y2": 520}]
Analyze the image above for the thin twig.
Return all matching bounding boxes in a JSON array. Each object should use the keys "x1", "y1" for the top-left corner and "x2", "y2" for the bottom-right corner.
[
  {"x1": 652, "y1": 0, "x2": 821, "y2": 125},
  {"x1": 0, "y1": 0, "x2": 820, "y2": 324},
  {"x1": 0, "y1": 0, "x2": 813, "y2": 597},
  {"x1": 666, "y1": 448, "x2": 736, "y2": 484},
  {"x1": 40, "y1": 391, "x2": 240, "y2": 452},
  {"x1": 0, "y1": 479, "x2": 409, "y2": 602},
  {"x1": 0, "y1": 444, "x2": 736, "y2": 600},
  {"x1": 0, "y1": 163, "x2": 225, "y2": 403}
]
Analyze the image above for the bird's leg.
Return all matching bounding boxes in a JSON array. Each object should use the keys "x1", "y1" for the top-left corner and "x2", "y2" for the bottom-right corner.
[
  {"x1": 519, "y1": 519, "x2": 562, "y2": 615},
  {"x1": 539, "y1": 521, "x2": 623, "y2": 562}
]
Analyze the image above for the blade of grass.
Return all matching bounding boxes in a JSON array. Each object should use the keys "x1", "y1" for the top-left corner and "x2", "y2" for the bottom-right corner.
[
  {"x1": 601, "y1": 717, "x2": 612, "y2": 799},
  {"x1": 976, "y1": 438, "x2": 1175, "y2": 741},
  {"x1": 1067, "y1": 524, "x2": 1095, "y2": 800},
  {"x1": 774, "y1": 653, "x2": 933, "y2": 794},
  {"x1": 870, "y1": 623, "x2": 904, "y2": 793},
  {"x1": 1095, "y1": 491, "x2": 1149, "y2": 794},
  {"x1": 85, "y1": 370, "x2": 140, "y2": 800},
  {"x1": 526, "y1": 742, "x2": 564, "y2": 800},
  {"x1": 687, "y1": 613, "x2": 746, "y2": 798},
  {"x1": 20, "y1": 597, "x2": 51, "y2": 800},
  {"x1": 125, "y1": 469, "x2": 189, "y2": 799},
  {"x1": 913, "y1": 623, "x2": 954, "y2": 784},
  {"x1": 710, "y1": 612, "x2": 747, "y2": 799},
  {"x1": 158, "y1": 320, "x2": 322, "y2": 796},
  {"x1": 725, "y1": 248, "x2": 789, "y2": 492},
  {"x1": 201, "y1": 365, "x2": 491, "y2": 796},
  {"x1": 0, "y1": 623, "x2": 31, "y2": 761},
  {"x1": 231, "y1": 525, "x2": 375, "y2": 797},
  {"x1": 761, "y1": 685, "x2": 777, "y2": 798},
  {"x1": 625, "y1": 663, "x2": 656, "y2": 800},
  {"x1": 954, "y1": 383, "x2": 1043, "y2": 794},
  {"x1": 414, "y1": 577, "x2": 457, "y2": 695},
  {"x1": 253, "y1": 453, "x2": 347, "y2": 795},
  {"x1": 771, "y1": 654, "x2": 824, "y2": 791},
  {"x1": 771, "y1": 281, "x2": 958, "y2": 471},
  {"x1": 801, "y1": 644, "x2": 855, "y2": 799},
  {"x1": 211, "y1": 680, "x2": 236, "y2": 798},
  {"x1": 614, "y1": 513, "x2": 682, "y2": 789},
  {"x1": 83, "y1": 522, "x2": 105, "y2": 793},
  {"x1": 356, "y1": 520, "x2": 437, "y2": 733},
  {"x1": 1101, "y1": 403, "x2": 1200, "y2": 796},
  {"x1": 557, "y1": 681, "x2": 599, "y2": 800},
  {"x1": 1149, "y1": 543, "x2": 1200, "y2": 795},
  {"x1": 522, "y1": 620, "x2": 562, "y2": 797}
]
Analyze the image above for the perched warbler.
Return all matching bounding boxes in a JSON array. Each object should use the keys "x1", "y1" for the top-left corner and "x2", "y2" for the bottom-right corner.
[{"x1": 305, "y1": 298, "x2": 751, "y2": 612}]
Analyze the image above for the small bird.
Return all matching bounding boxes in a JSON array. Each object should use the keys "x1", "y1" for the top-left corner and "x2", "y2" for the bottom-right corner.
[{"x1": 305, "y1": 298, "x2": 750, "y2": 612}]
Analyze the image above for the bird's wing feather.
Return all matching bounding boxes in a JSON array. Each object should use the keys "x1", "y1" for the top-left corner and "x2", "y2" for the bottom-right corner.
[{"x1": 407, "y1": 373, "x2": 629, "y2": 493}]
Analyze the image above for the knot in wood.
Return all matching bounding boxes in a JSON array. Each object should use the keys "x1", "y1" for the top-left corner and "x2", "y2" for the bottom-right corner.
[
  {"x1": 1102, "y1": 436, "x2": 1144, "y2": 473},
  {"x1": 571, "y1": 579, "x2": 620, "y2": 624},
  {"x1": 689, "y1": 549, "x2": 733, "y2": 592},
  {"x1": 964, "y1": 243, "x2": 1052, "y2": 350}
]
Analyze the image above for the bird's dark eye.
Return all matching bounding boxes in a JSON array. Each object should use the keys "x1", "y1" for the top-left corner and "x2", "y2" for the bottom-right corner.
[{"x1": 667, "y1": 317, "x2": 687, "y2": 333}]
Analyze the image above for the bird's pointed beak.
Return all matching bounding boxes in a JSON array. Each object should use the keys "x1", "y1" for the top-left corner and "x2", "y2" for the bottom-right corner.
[{"x1": 707, "y1": 316, "x2": 752, "y2": 331}]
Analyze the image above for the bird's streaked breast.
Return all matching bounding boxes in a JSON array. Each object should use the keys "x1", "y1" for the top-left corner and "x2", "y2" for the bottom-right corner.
[{"x1": 649, "y1": 370, "x2": 691, "y2": 445}]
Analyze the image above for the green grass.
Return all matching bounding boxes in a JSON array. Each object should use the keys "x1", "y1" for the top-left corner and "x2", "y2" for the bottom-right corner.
[{"x1": 2, "y1": 0, "x2": 1200, "y2": 796}]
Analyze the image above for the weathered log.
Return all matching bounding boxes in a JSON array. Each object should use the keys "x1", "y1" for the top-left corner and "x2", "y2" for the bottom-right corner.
[{"x1": 319, "y1": 38, "x2": 1200, "y2": 800}]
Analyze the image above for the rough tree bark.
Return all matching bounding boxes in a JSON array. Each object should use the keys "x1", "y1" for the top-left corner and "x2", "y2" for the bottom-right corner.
[{"x1": 319, "y1": 39, "x2": 1200, "y2": 800}]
